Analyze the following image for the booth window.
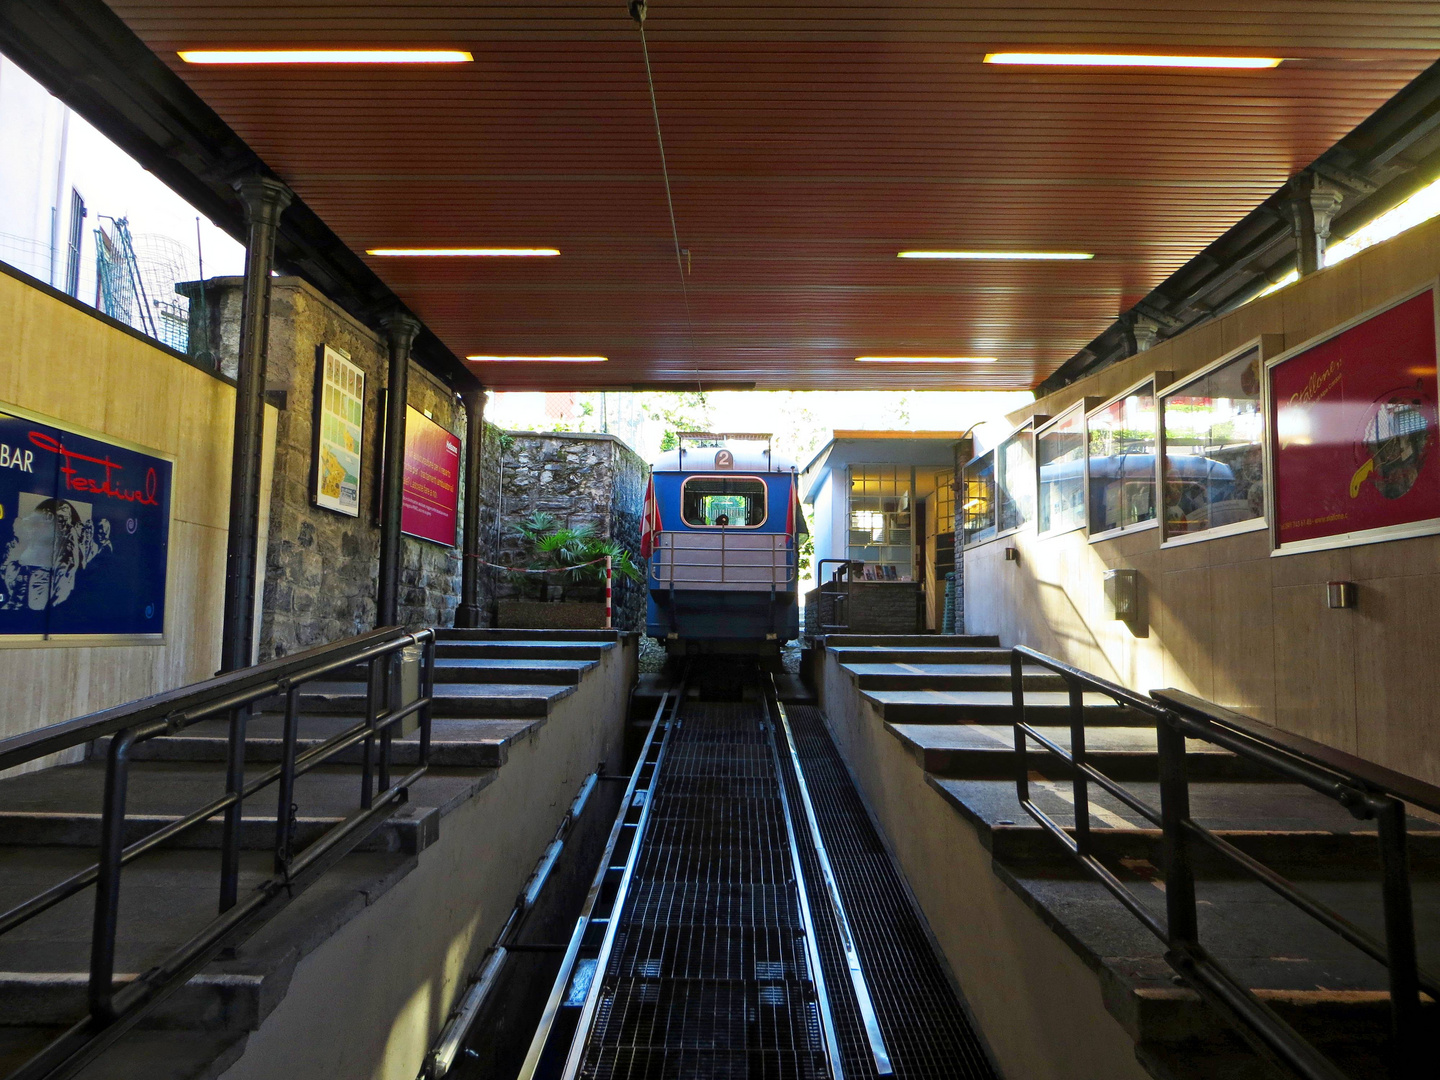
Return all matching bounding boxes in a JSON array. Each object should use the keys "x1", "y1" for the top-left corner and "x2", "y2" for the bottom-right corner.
[
  {"x1": 934, "y1": 469, "x2": 955, "y2": 536},
  {"x1": 1162, "y1": 347, "x2": 1266, "y2": 540},
  {"x1": 847, "y1": 465, "x2": 913, "y2": 580},
  {"x1": 997, "y1": 428, "x2": 1035, "y2": 532},
  {"x1": 681, "y1": 476, "x2": 767, "y2": 527},
  {"x1": 962, "y1": 451, "x2": 996, "y2": 545},
  {"x1": 1036, "y1": 406, "x2": 1086, "y2": 535},
  {"x1": 1088, "y1": 380, "x2": 1159, "y2": 537}
]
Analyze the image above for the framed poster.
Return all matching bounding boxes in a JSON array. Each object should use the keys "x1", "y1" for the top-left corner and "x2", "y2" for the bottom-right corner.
[
  {"x1": 312, "y1": 344, "x2": 365, "y2": 517},
  {"x1": 0, "y1": 402, "x2": 173, "y2": 644},
  {"x1": 401, "y1": 406, "x2": 461, "y2": 546},
  {"x1": 1160, "y1": 342, "x2": 1270, "y2": 546},
  {"x1": 1268, "y1": 284, "x2": 1440, "y2": 555}
]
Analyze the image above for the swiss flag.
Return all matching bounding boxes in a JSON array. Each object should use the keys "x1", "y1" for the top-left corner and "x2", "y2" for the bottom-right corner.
[{"x1": 639, "y1": 477, "x2": 662, "y2": 558}]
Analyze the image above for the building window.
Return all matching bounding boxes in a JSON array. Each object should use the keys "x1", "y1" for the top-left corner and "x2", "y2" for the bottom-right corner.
[
  {"x1": 1087, "y1": 379, "x2": 1160, "y2": 538},
  {"x1": 1036, "y1": 406, "x2": 1086, "y2": 535},
  {"x1": 681, "y1": 475, "x2": 767, "y2": 527},
  {"x1": 962, "y1": 451, "x2": 996, "y2": 546},
  {"x1": 997, "y1": 428, "x2": 1035, "y2": 532},
  {"x1": 847, "y1": 465, "x2": 912, "y2": 579},
  {"x1": 65, "y1": 189, "x2": 86, "y2": 298},
  {"x1": 934, "y1": 469, "x2": 955, "y2": 536},
  {"x1": 1161, "y1": 346, "x2": 1266, "y2": 541}
]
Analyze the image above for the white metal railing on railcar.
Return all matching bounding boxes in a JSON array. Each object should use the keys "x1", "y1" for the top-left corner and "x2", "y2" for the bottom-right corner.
[{"x1": 648, "y1": 531, "x2": 795, "y2": 591}]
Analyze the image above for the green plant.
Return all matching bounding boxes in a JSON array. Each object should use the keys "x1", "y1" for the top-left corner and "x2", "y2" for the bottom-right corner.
[{"x1": 509, "y1": 512, "x2": 642, "y2": 599}]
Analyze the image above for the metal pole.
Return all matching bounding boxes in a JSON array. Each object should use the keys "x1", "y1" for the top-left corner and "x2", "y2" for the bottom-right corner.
[
  {"x1": 456, "y1": 385, "x2": 487, "y2": 628},
  {"x1": 605, "y1": 556, "x2": 613, "y2": 629},
  {"x1": 377, "y1": 312, "x2": 422, "y2": 628},
  {"x1": 220, "y1": 176, "x2": 292, "y2": 672}
]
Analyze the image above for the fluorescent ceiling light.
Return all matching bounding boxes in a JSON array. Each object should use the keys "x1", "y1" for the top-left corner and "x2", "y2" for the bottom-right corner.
[
  {"x1": 984, "y1": 52, "x2": 1281, "y2": 70},
  {"x1": 899, "y1": 250, "x2": 1093, "y2": 260},
  {"x1": 469, "y1": 361, "x2": 610, "y2": 371},
  {"x1": 179, "y1": 49, "x2": 474, "y2": 65},
  {"x1": 367, "y1": 247, "x2": 559, "y2": 257},
  {"x1": 855, "y1": 356, "x2": 998, "y2": 364}
]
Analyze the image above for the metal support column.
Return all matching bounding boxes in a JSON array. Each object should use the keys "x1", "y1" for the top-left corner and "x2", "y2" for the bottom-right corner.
[
  {"x1": 219, "y1": 175, "x2": 292, "y2": 673},
  {"x1": 455, "y1": 384, "x2": 487, "y2": 628},
  {"x1": 1287, "y1": 173, "x2": 1344, "y2": 277},
  {"x1": 377, "y1": 312, "x2": 422, "y2": 628}
]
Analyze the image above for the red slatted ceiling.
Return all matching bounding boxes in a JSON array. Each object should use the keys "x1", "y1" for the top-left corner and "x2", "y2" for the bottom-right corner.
[{"x1": 107, "y1": 2, "x2": 1440, "y2": 389}]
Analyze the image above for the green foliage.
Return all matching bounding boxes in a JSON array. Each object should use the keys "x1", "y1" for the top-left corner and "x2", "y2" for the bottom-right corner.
[
  {"x1": 644, "y1": 392, "x2": 710, "y2": 452},
  {"x1": 509, "y1": 511, "x2": 642, "y2": 599}
]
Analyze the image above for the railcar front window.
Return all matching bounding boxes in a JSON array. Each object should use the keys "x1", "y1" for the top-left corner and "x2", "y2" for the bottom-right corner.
[{"x1": 681, "y1": 476, "x2": 768, "y2": 527}]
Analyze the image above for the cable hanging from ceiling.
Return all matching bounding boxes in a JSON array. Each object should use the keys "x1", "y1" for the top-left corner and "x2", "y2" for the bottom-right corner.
[{"x1": 629, "y1": 0, "x2": 704, "y2": 394}]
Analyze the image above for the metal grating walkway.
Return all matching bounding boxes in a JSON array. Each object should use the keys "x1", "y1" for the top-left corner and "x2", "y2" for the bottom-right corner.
[
  {"x1": 579, "y1": 701, "x2": 828, "y2": 1080},
  {"x1": 779, "y1": 705, "x2": 997, "y2": 1080}
]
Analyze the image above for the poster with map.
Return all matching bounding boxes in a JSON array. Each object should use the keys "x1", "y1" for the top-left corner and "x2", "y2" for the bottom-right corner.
[
  {"x1": 0, "y1": 404, "x2": 172, "y2": 641},
  {"x1": 1269, "y1": 287, "x2": 1440, "y2": 552},
  {"x1": 313, "y1": 344, "x2": 365, "y2": 517}
]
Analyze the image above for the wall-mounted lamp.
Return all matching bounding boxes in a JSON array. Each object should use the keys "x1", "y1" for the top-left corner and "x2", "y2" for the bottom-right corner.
[
  {"x1": 1104, "y1": 568, "x2": 1139, "y2": 622},
  {"x1": 1004, "y1": 546, "x2": 1020, "y2": 563},
  {"x1": 1327, "y1": 581, "x2": 1358, "y2": 609}
]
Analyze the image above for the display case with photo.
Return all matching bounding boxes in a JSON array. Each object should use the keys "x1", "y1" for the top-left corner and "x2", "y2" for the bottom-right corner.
[
  {"x1": 962, "y1": 450, "x2": 996, "y2": 547},
  {"x1": 1035, "y1": 404, "x2": 1089, "y2": 537},
  {"x1": 1160, "y1": 342, "x2": 1271, "y2": 545},
  {"x1": 1086, "y1": 376, "x2": 1165, "y2": 541},
  {"x1": 996, "y1": 421, "x2": 1042, "y2": 535}
]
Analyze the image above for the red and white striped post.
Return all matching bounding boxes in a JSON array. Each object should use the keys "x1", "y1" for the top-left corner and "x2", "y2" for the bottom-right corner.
[{"x1": 604, "y1": 556, "x2": 613, "y2": 629}]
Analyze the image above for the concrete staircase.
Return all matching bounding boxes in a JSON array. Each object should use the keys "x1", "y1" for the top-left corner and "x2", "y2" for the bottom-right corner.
[
  {"x1": 817, "y1": 634, "x2": 1439, "y2": 1080},
  {"x1": 0, "y1": 629, "x2": 630, "y2": 1080}
]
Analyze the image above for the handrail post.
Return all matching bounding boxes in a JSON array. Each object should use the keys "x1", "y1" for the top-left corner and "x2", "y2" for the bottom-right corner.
[
  {"x1": 419, "y1": 633, "x2": 435, "y2": 769},
  {"x1": 1069, "y1": 680, "x2": 1090, "y2": 856},
  {"x1": 1011, "y1": 649, "x2": 1029, "y2": 806},
  {"x1": 218, "y1": 704, "x2": 249, "y2": 912},
  {"x1": 274, "y1": 683, "x2": 302, "y2": 874},
  {"x1": 90, "y1": 728, "x2": 137, "y2": 1021},
  {"x1": 1373, "y1": 796, "x2": 1420, "y2": 1078},
  {"x1": 362, "y1": 655, "x2": 379, "y2": 809},
  {"x1": 379, "y1": 648, "x2": 395, "y2": 794},
  {"x1": 1156, "y1": 713, "x2": 1198, "y2": 951}
]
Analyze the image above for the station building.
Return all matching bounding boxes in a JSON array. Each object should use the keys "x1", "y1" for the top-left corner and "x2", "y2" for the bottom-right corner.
[{"x1": 0, "y1": 5, "x2": 1438, "y2": 1080}]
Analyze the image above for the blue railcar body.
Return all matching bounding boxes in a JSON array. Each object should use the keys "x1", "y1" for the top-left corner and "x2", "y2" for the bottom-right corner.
[{"x1": 644, "y1": 439, "x2": 802, "y2": 655}]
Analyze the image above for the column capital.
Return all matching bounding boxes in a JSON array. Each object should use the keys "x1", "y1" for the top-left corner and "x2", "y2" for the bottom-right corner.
[
  {"x1": 232, "y1": 175, "x2": 294, "y2": 228},
  {"x1": 379, "y1": 310, "x2": 423, "y2": 352}
]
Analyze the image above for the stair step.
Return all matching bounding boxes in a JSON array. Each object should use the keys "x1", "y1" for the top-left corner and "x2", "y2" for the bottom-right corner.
[
  {"x1": 434, "y1": 627, "x2": 620, "y2": 642},
  {"x1": 820, "y1": 634, "x2": 1001, "y2": 648},
  {"x1": 845, "y1": 661, "x2": 1067, "y2": 692},
  {"x1": 861, "y1": 687, "x2": 1147, "y2": 725},
  {"x1": 434, "y1": 641, "x2": 612, "y2": 661},
  {"x1": 254, "y1": 680, "x2": 575, "y2": 718},
  {"x1": 828, "y1": 646, "x2": 1013, "y2": 665},
  {"x1": 887, "y1": 723, "x2": 1270, "y2": 781}
]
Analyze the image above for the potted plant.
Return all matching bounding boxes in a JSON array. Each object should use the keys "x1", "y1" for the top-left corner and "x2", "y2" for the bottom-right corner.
[{"x1": 497, "y1": 512, "x2": 642, "y2": 629}]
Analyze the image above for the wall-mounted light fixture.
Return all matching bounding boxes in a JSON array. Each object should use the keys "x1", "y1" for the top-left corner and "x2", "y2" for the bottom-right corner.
[
  {"x1": 1104, "y1": 568, "x2": 1139, "y2": 621},
  {"x1": 1327, "y1": 581, "x2": 1358, "y2": 609},
  {"x1": 1004, "y1": 546, "x2": 1020, "y2": 563}
]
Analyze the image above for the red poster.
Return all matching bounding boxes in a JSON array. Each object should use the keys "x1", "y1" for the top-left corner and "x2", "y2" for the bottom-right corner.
[
  {"x1": 1270, "y1": 289, "x2": 1440, "y2": 548},
  {"x1": 401, "y1": 406, "x2": 461, "y2": 545}
]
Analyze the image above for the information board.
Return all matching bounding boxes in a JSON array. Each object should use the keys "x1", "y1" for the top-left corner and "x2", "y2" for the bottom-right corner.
[
  {"x1": 401, "y1": 407, "x2": 460, "y2": 546},
  {"x1": 313, "y1": 344, "x2": 365, "y2": 517},
  {"x1": 1269, "y1": 288, "x2": 1440, "y2": 551},
  {"x1": 0, "y1": 405, "x2": 172, "y2": 640}
]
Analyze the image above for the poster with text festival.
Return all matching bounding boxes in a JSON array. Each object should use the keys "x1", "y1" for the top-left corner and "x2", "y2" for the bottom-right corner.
[
  {"x1": 0, "y1": 406, "x2": 172, "y2": 638},
  {"x1": 401, "y1": 407, "x2": 460, "y2": 546},
  {"x1": 1270, "y1": 288, "x2": 1440, "y2": 549}
]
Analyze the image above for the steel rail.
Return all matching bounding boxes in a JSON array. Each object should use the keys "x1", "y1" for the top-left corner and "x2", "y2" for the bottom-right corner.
[
  {"x1": 768, "y1": 676, "x2": 893, "y2": 1076},
  {"x1": 516, "y1": 680, "x2": 679, "y2": 1080}
]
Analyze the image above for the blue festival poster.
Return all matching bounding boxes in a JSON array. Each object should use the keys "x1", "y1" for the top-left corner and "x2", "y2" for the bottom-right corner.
[{"x1": 0, "y1": 407, "x2": 172, "y2": 640}]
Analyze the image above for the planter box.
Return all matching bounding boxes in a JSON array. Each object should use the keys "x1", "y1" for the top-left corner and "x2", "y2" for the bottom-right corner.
[{"x1": 497, "y1": 599, "x2": 609, "y2": 630}]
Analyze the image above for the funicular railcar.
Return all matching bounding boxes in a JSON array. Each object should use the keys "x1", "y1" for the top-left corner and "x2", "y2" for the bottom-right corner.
[{"x1": 641, "y1": 433, "x2": 804, "y2": 658}]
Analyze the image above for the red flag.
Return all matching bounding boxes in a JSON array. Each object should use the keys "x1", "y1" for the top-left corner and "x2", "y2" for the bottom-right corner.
[
  {"x1": 639, "y1": 477, "x2": 662, "y2": 558},
  {"x1": 786, "y1": 484, "x2": 795, "y2": 537}
]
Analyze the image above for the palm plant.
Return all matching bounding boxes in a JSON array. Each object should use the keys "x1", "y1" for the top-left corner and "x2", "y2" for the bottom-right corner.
[{"x1": 509, "y1": 512, "x2": 641, "y2": 599}]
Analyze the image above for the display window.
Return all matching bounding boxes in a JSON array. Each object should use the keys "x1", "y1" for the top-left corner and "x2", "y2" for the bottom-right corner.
[
  {"x1": 846, "y1": 465, "x2": 913, "y2": 578},
  {"x1": 1086, "y1": 378, "x2": 1161, "y2": 540},
  {"x1": 1267, "y1": 284, "x2": 1440, "y2": 555},
  {"x1": 1036, "y1": 405, "x2": 1086, "y2": 537},
  {"x1": 997, "y1": 425, "x2": 1037, "y2": 534},
  {"x1": 962, "y1": 451, "x2": 996, "y2": 546},
  {"x1": 1160, "y1": 344, "x2": 1268, "y2": 545}
]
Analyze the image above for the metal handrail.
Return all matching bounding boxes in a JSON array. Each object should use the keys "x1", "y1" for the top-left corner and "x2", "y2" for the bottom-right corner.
[
  {"x1": 815, "y1": 558, "x2": 860, "y2": 634},
  {"x1": 1, "y1": 625, "x2": 437, "y2": 1080},
  {"x1": 1011, "y1": 644, "x2": 1435, "y2": 1080}
]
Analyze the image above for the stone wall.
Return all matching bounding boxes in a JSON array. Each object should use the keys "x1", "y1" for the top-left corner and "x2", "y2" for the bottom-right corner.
[
  {"x1": 495, "y1": 432, "x2": 648, "y2": 631},
  {"x1": 191, "y1": 276, "x2": 474, "y2": 657},
  {"x1": 952, "y1": 437, "x2": 972, "y2": 633},
  {"x1": 805, "y1": 581, "x2": 922, "y2": 639}
]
